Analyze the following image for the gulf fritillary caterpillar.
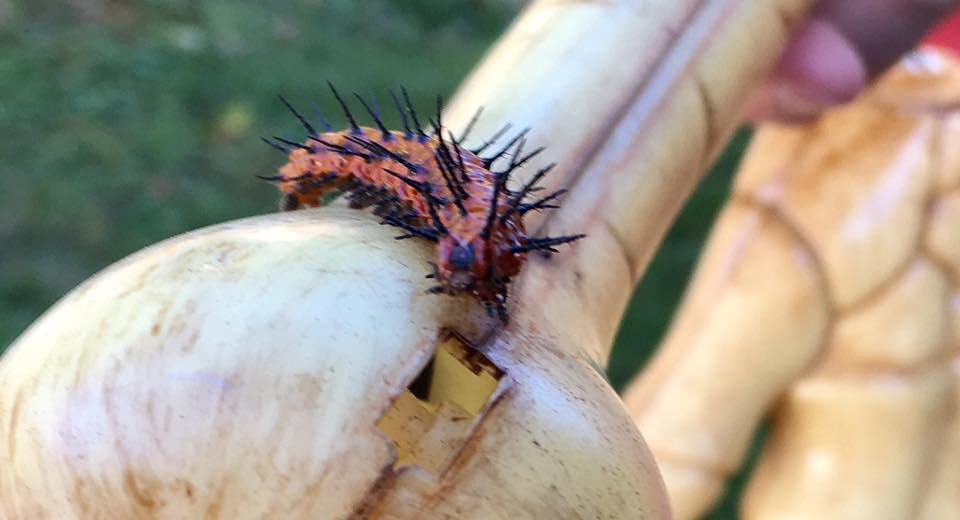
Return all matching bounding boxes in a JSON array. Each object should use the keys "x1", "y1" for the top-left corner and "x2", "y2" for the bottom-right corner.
[{"x1": 261, "y1": 83, "x2": 584, "y2": 321}]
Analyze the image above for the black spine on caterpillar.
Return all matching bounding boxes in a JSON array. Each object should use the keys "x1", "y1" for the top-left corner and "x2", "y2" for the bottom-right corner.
[{"x1": 260, "y1": 85, "x2": 585, "y2": 322}]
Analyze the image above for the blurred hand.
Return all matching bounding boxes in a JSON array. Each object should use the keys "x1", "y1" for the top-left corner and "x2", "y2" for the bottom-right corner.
[{"x1": 748, "y1": 0, "x2": 957, "y2": 122}]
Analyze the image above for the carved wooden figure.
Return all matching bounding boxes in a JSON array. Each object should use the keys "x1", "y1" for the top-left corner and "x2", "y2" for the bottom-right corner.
[
  {"x1": 625, "y1": 46, "x2": 960, "y2": 520},
  {"x1": 0, "y1": 0, "x2": 814, "y2": 517}
]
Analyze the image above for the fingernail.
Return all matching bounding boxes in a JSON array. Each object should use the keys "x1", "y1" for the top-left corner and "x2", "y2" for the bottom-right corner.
[{"x1": 749, "y1": 18, "x2": 868, "y2": 122}]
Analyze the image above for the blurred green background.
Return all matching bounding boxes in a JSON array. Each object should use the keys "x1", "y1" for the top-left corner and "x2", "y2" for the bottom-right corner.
[{"x1": 0, "y1": 0, "x2": 755, "y2": 517}]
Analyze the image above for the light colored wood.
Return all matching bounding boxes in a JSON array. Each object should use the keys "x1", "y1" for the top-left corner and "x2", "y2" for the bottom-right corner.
[
  {"x1": 623, "y1": 47, "x2": 960, "y2": 519},
  {"x1": 824, "y1": 259, "x2": 950, "y2": 369},
  {"x1": 0, "y1": 0, "x2": 813, "y2": 517},
  {"x1": 744, "y1": 369, "x2": 953, "y2": 520},
  {"x1": 629, "y1": 201, "x2": 830, "y2": 466},
  {"x1": 918, "y1": 360, "x2": 960, "y2": 520},
  {"x1": 929, "y1": 191, "x2": 960, "y2": 271},
  {"x1": 940, "y1": 114, "x2": 960, "y2": 190},
  {"x1": 447, "y1": 0, "x2": 813, "y2": 365},
  {"x1": 747, "y1": 103, "x2": 933, "y2": 308},
  {"x1": 628, "y1": 200, "x2": 831, "y2": 519},
  {"x1": 870, "y1": 49, "x2": 960, "y2": 112},
  {"x1": 0, "y1": 210, "x2": 668, "y2": 518}
]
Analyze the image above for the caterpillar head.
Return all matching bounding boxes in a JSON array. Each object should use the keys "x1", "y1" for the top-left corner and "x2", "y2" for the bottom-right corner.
[
  {"x1": 436, "y1": 237, "x2": 489, "y2": 291},
  {"x1": 435, "y1": 229, "x2": 525, "y2": 293}
]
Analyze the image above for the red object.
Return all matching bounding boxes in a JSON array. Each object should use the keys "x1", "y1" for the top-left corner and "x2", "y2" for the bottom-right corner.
[{"x1": 924, "y1": 7, "x2": 960, "y2": 53}]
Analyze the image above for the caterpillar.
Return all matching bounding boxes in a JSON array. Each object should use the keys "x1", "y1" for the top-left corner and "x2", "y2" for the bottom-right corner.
[{"x1": 261, "y1": 83, "x2": 584, "y2": 322}]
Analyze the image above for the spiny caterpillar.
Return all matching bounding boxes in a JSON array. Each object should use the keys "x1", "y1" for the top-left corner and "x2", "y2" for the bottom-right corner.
[{"x1": 261, "y1": 83, "x2": 584, "y2": 321}]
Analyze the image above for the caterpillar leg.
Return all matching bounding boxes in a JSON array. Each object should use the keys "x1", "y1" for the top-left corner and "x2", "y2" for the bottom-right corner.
[
  {"x1": 280, "y1": 193, "x2": 300, "y2": 211},
  {"x1": 483, "y1": 300, "x2": 508, "y2": 324},
  {"x1": 481, "y1": 281, "x2": 510, "y2": 324}
]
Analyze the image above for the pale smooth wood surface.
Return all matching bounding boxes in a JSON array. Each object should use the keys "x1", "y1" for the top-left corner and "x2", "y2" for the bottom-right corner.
[
  {"x1": 446, "y1": 0, "x2": 814, "y2": 366},
  {"x1": 0, "y1": 0, "x2": 815, "y2": 517},
  {"x1": 0, "y1": 210, "x2": 669, "y2": 518},
  {"x1": 624, "y1": 48, "x2": 960, "y2": 519}
]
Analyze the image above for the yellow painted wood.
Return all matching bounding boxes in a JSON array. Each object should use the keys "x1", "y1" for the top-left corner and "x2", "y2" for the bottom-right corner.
[{"x1": 427, "y1": 337, "x2": 500, "y2": 416}]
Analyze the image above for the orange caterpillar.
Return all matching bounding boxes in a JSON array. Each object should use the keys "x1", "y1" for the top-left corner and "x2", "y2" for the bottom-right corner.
[{"x1": 262, "y1": 84, "x2": 584, "y2": 321}]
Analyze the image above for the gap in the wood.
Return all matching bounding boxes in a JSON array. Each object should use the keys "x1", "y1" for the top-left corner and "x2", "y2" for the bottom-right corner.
[{"x1": 376, "y1": 333, "x2": 505, "y2": 474}]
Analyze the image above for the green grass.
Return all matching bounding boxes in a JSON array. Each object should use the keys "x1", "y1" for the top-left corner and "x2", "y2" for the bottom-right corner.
[
  {"x1": 0, "y1": 0, "x2": 514, "y2": 342},
  {"x1": 0, "y1": 1, "x2": 755, "y2": 517}
]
